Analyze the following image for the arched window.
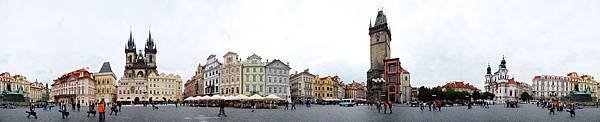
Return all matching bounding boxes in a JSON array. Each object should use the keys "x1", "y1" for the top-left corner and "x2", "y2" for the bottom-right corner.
[{"x1": 137, "y1": 71, "x2": 144, "y2": 77}]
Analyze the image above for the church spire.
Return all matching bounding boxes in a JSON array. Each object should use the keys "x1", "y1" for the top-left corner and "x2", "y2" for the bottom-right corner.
[
  {"x1": 145, "y1": 29, "x2": 156, "y2": 52},
  {"x1": 126, "y1": 30, "x2": 136, "y2": 52}
]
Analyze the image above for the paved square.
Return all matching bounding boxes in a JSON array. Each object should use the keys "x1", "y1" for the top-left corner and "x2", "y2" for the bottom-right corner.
[{"x1": 1, "y1": 104, "x2": 598, "y2": 122}]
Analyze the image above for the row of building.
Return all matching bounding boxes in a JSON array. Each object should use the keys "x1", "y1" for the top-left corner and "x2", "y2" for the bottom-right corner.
[
  {"x1": 0, "y1": 72, "x2": 49, "y2": 105},
  {"x1": 182, "y1": 52, "x2": 292, "y2": 100},
  {"x1": 531, "y1": 72, "x2": 600, "y2": 101},
  {"x1": 50, "y1": 31, "x2": 183, "y2": 105}
]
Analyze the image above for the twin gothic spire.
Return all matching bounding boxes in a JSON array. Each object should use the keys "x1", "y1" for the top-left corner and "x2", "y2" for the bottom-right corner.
[{"x1": 125, "y1": 29, "x2": 156, "y2": 53}]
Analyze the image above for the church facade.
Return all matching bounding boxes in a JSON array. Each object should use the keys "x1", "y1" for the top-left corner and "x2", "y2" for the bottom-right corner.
[
  {"x1": 484, "y1": 57, "x2": 529, "y2": 102},
  {"x1": 116, "y1": 31, "x2": 158, "y2": 103}
]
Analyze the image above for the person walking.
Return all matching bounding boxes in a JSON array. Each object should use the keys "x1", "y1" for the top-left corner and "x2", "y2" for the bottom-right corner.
[
  {"x1": 26, "y1": 104, "x2": 37, "y2": 119},
  {"x1": 110, "y1": 103, "x2": 118, "y2": 116},
  {"x1": 420, "y1": 102, "x2": 425, "y2": 111},
  {"x1": 428, "y1": 101, "x2": 432, "y2": 111},
  {"x1": 467, "y1": 101, "x2": 472, "y2": 109},
  {"x1": 387, "y1": 100, "x2": 392, "y2": 114},
  {"x1": 71, "y1": 102, "x2": 76, "y2": 111},
  {"x1": 117, "y1": 102, "x2": 122, "y2": 112},
  {"x1": 87, "y1": 103, "x2": 96, "y2": 117},
  {"x1": 76, "y1": 103, "x2": 81, "y2": 112},
  {"x1": 218, "y1": 100, "x2": 227, "y2": 117},
  {"x1": 59, "y1": 103, "x2": 70, "y2": 119},
  {"x1": 251, "y1": 100, "x2": 256, "y2": 112},
  {"x1": 98, "y1": 100, "x2": 106, "y2": 121},
  {"x1": 548, "y1": 103, "x2": 555, "y2": 115},
  {"x1": 383, "y1": 100, "x2": 388, "y2": 114},
  {"x1": 376, "y1": 101, "x2": 381, "y2": 113},
  {"x1": 285, "y1": 100, "x2": 289, "y2": 110},
  {"x1": 567, "y1": 103, "x2": 576, "y2": 117},
  {"x1": 291, "y1": 101, "x2": 296, "y2": 110}
]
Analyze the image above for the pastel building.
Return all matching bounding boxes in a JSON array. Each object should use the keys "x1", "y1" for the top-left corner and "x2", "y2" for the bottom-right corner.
[
  {"x1": 290, "y1": 69, "x2": 315, "y2": 103},
  {"x1": 265, "y1": 59, "x2": 291, "y2": 99},
  {"x1": 148, "y1": 73, "x2": 182, "y2": 102},
  {"x1": 220, "y1": 52, "x2": 243, "y2": 96},
  {"x1": 51, "y1": 68, "x2": 96, "y2": 106},
  {"x1": 242, "y1": 54, "x2": 266, "y2": 96}
]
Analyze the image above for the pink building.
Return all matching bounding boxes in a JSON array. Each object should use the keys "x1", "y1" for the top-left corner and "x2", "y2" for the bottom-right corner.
[{"x1": 51, "y1": 68, "x2": 97, "y2": 106}]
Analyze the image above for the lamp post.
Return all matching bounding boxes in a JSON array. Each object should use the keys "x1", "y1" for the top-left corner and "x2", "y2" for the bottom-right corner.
[{"x1": 371, "y1": 78, "x2": 386, "y2": 102}]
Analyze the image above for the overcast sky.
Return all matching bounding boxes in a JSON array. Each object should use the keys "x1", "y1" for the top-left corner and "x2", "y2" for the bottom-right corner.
[{"x1": 1, "y1": 0, "x2": 599, "y2": 89}]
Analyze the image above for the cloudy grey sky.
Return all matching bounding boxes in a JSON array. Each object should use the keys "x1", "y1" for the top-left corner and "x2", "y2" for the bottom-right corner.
[{"x1": 1, "y1": 0, "x2": 599, "y2": 89}]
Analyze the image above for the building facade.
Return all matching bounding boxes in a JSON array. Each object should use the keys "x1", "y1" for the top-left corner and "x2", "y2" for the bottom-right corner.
[
  {"x1": 367, "y1": 10, "x2": 392, "y2": 103},
  {"x1": 242, "y1": 54, "x2": 266, "y2": 96},
  {"x1": 333, "y1": 76, "x2": 345, "y2": 99},
  {"x1": 531, "y1": 75, "x2": 569, "y2": 100},
  {"x1": 117, "y1": 31, "x2": 158, "y2": 103},
  {"x1": 220, "y1": 52, "x2": 243, "y2": 96},
  {"x1": 442, "y1": 81, "x2": 480, "y2": 94},
  {"x1": 204, "y1": 55, "x2": 221, "y2": 96},
  {"x1": 265, "y1": 59, "x2": 291, "y2": 99},
  {"x1": 345, "y1": 81, "x2": 366, "y2": 100},
  {"x1": 94, "y1": 62, "x2": 117, "y2": 103},
  {"x1": 484, "y1": 57, "x2": 528, "y2": 102},
  {"x1": 314, "y1": 75, "x2": 335, "y2": 101},
  {"x1": 29, "y1": 81, "x2": 46, "y2": 103},
  {"x1": 290, "y1": 69, "x2": 315, "y2": 103},
  {"x1": 51, "y1": 68, "x2": 96, "y2": 106},
  {"x1": 148, "y1": 73, "x2": 182, "y2": 103},
  {"x1": 183, "y1": 79, "x2": 197, "y2": 98}
]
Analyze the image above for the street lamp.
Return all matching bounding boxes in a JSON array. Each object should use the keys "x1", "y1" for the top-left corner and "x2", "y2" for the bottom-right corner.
[{"x1": 372, "y1": 78, "x2": 386, "y2": 102}]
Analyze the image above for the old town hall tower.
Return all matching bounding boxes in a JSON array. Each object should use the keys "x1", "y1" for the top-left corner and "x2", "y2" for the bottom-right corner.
[{"x1": 367, "y1": 10, "x2": 392, "y2": 102}]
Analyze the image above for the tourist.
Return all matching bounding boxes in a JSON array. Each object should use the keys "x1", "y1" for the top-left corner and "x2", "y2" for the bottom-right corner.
[
  {"x1": 420, "y1": 102, "x2": 425, "y2": 111},
  {"x1": 387, "y1": 100, "x2": 392, "y2": 114},
  {"x1": 59, "y1": 103, "x2": 70, "y2": 119},
  {"x1": 98, "y1": 100, "x2": 106, "y2": 121},
  {"x1": 117, "y1": 102, "x2": 122, "y2": 112},
  {"x1": 376, "y1": 101, "x2": 381, "y2": 113},
  {"x1": 567, "y1": 103, "x2": 576, "y2": 117},
  {"x1": 428, "y1": 101, "x2": 432, "y2": 111},
  {"x1": 76, "y1": 103, "x2": 81, "y2": 112},
  {"x1": 548, "y1": 103, "x2": 555, "y2": 115},
  {"x1": 218, "y1": 100, "x2": 227, "y2": 117},
  {"x1": 87, "y1": 102, "x2": 96, "y2": 117},
  {"x1": 26, "y1": 104, "x2": 37, "y2": 119},
  {"x1": 110, "y1": 103, "x2": 118, "y2": 116},
  {"x1": 383, "y1": 100, "x2": 388, "y2": 114},
  {"x1": 285, "y1": 100, "x2": 289, "y2": 110},
  {"x1": 291, "y1": 101, "x2": 296, "y2": 110},
  {"x1": 251, "y1": 100, "x2": 256, "y2": 112}
]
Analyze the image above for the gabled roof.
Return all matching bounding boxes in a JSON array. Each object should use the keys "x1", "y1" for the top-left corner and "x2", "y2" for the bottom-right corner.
[{"x1": 266, "y1": 59, "x2": 290, "y2": 69}]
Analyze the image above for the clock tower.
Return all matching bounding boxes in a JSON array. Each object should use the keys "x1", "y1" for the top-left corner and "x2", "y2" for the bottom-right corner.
[{"x1": 367, "y1": 10, "x2": 392, "y2": 103}]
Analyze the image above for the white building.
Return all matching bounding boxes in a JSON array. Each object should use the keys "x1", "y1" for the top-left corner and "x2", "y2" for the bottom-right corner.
[
  {"x1": 265, "y1": 59, "x2": 291, "y2": 99},
  {"x1": 204, "y1": 54, "x2": 221, "y2": 95},
  {"x1": 290, "y1": 69, "x2": 315, "y2": 103},
  {"x1": 484, "y1": 57, "x2": 527, "y2": 102},
  {"x1": 531, "y1": 75, "x2": 569, "y2": 100}
]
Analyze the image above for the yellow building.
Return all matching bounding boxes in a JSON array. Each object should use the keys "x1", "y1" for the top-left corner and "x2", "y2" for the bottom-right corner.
[
  {"x1": 29, "y1": 81, "x2": 46, "y2": 103},
  {"x1": 314, "y1": 75, "x2": 335, "y2": 101},
  {"x1": 93, "y1": 62, "x2": 118, "y2": 103},
  {"x1": 148, "y1": 73, "x2": 182, "y2": 103}
]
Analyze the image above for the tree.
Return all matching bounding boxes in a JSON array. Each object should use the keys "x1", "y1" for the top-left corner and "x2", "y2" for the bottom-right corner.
[
  {"x1": 482, "y1": 92, "x2": 495, "y2": 100},
  {"x1": 417, "y1": 86, "x2": 431, "y2": 101},
  {"x1": 520, "y1": 92, "x2": 532, "y2": 101},
  {"x1": 471, "y1": 91, "x2": 482, "y2": 100}
]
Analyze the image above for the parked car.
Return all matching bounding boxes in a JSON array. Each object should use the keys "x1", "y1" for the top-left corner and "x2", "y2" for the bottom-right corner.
[{"x1": 339, "y1": 99, "x2": 355, "y2": 107}]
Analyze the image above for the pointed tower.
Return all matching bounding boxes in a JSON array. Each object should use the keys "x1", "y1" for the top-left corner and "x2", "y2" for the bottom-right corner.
[
  {"x1": 145, "y1": 30, "x2": 158, "y2": 74},
  {"x1": 367, "y1": 10, "x2": 393, "y2": 103},
  {"x1": 124, "y1": 30, "x2": 137, "y2": 78}
]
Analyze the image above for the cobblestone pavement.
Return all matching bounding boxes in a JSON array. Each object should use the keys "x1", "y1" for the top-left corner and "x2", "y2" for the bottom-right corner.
[{"x1": 1, "y1": 104, "x2": 598, "y2": 122}]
